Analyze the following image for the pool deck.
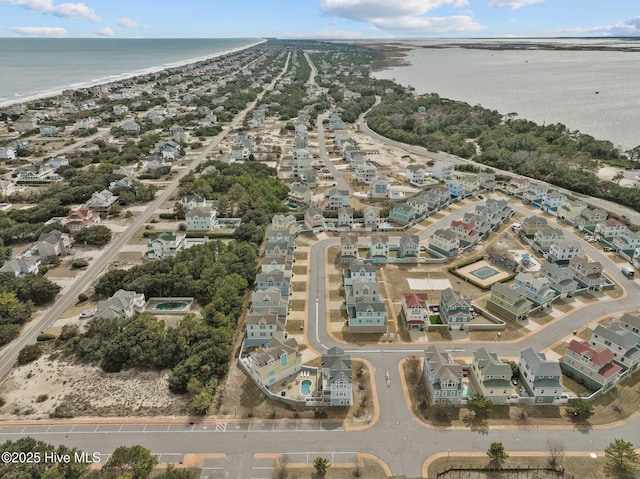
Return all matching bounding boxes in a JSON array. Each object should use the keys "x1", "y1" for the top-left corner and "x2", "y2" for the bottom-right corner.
[{"x1": 143, "y1": 297, "x2": 195, "y2": 315}]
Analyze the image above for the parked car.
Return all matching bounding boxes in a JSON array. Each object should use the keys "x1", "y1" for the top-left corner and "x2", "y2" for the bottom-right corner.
[{"x1": 80, "y1": 309, "x2": 96, "y2": 319}]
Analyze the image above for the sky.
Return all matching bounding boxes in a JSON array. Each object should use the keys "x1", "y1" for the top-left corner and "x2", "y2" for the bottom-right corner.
[{"x1": 0, "y1": 0, "x2": 639, "y2": 39}]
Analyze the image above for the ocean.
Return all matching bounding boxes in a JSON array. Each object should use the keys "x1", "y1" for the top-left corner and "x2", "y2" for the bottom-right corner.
[
  {"x1": 372, "y1": 39, "x2": 640, "y2": 150},
  {"x1": 0, "y1": 38, "x2": 263, "y2": 108}
]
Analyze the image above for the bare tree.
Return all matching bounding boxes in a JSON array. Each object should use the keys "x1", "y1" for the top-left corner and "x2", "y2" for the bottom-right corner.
[
  {"x1": 273, "y1": 453, "x2": 290, "y2": 479},
  {"x1": 547, "y1": 439, "x2": 565, "y2": 469}
]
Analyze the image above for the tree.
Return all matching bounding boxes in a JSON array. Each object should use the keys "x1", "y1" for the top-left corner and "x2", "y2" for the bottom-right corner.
[
  {"x1": 605, "y1": 439, "x2": 639, "y2": 479},
  {"x1": 566, "y1": 397, "x2": 594, "y2": 421},
  {"x1": 17, "y1": 343, "x2": 43, "y2": 365},
  {"x1": 103, "y1": 445, "x2": 158, "y2": 479},
  {"x1": 547, "y1": 439, "x2": 565, "y2": 469},
  {"x1": 313, "y1": 456, "x2": 330, "y2": 478},
  {"x1": 467, "y1": 394, "x2": 493, "y2": 420},
  {"x1": 487, "y1": 442, "x2": 509, "y2": 468},
  {"x1": 74, "y1": 225, "x2": 113, "y2": 246}
]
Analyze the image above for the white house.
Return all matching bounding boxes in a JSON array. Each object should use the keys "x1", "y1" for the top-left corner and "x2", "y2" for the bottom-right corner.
[{"x1": 145, "y1": 232, "x2": 186, "y2": 259}]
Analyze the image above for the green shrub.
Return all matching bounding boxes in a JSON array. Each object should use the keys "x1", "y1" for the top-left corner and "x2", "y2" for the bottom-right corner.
[
  {"x1": 77, "y1": 293, "x2": 88, "y2": 303},
  {"x1": 36, "y1": 333, "x2": 56, "y2": 342},
  {"x1": 71, "y1": 258, "x2": 89, "y2": 269},
  {"x1": 35, "y1": 394, "x2": 48, "y2": 403},
  {"x1": 17, "y1": 344, "x2": 43, "y2": 364}
]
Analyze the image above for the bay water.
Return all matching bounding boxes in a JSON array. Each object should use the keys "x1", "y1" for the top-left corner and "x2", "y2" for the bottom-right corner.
[{"x1": 372, "y1": 40, "x2": 640, "y2": 150}]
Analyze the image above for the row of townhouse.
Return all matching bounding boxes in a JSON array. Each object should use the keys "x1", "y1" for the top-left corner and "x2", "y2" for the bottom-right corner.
[
  {"x1": 339, "y1": 233, "x2": 420, "y2": 264},
  {"x1": 519, "y1": 214, "x2": 583, "y2": 265},
  {"x1": 486, "y1": 254, "x2": 607, "y2": 321},
  {"x1": 424, "y1": 345, "x2": 563, "y2": 405},
  {"x1": 428, "y1": 199, "x2": 512, "y2": 257},
  {"x1": 389, "y1": 185, "x2": 450, "y2": 226},
  {"x1": 510, "y1": 177, "x2": 640, "y2": 270},
  {"x1": 245, "y1": 214, "x2": 354, "y2": 406}
]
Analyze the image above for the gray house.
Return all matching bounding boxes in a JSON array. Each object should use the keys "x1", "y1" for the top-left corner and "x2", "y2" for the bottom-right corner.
[
  {"x1": 518, "y1": 348, "x2": 563, "y2": 404},
  {"x1": 319, "y1": 347, "x2": 353, "y2": 406}
]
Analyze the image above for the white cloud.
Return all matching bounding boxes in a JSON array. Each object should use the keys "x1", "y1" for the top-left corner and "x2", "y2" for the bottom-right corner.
[
  {"x1": 319, "y1": 0, "x2": 480, "y2": 35},
  {"x1": 282, "y1": 29, "x2": 364, "y2": 39},
  {"x1": 373, "y1": 15, "x2": 483, "y2": 34},
  {"x1": 487, "y1": 0, "x2": 544, "y2": 9},
  {"x1": 117, "y1": 17, "x2": 139, "y2": 28},
  {"x1": 12, "y1": 25, "x2": 69, "y2": 36},
  {"x1": 96, "y1": 27, "x2": 113, "y2": 37},
  {"x1": 321, "y1": 0, "x2": 468, "y2": 21},
  {"x1": 5, "y1": 0, "x2": 101, "y2": 22},
  {"x1": 552, "y1": 17, "x2": 640, "y2": 37}
]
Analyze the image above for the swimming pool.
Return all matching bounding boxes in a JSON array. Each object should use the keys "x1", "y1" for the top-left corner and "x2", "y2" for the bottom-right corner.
[
  {"x1": 300, "y1": 379, "x2": 312, "y2": 396},
  {"x1": 462, "y1": 382, "x2": 474, "y2": 397},
  {"x1": 153, "y1": 301, "x2": 188, "y2": 311}
]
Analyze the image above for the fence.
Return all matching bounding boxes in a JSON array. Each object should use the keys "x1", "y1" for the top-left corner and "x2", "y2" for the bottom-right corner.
[{"x1": 436, "y1": 465, "x2": 572, "y2": 479}]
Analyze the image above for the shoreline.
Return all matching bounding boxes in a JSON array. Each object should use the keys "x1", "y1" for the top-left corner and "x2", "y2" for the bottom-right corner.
[{"x1": 0, "y1": 38, "x2": 267, "y2": 110}]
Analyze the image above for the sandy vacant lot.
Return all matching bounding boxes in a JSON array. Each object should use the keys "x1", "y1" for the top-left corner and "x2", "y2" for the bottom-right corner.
[{"x1": 0, "y1": 356, "x2": 188, "y2": 420}]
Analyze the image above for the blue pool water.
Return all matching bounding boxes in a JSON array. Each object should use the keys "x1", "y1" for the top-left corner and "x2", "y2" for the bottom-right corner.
[
  {"x1": 463, "y1": 382, "x2": 473, "y2": 397},
  {"x1": 301, "y1": 379, "x2": 312, "y2": 396}
]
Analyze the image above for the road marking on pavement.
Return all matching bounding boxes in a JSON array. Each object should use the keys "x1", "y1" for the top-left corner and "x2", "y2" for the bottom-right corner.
[{"x1": 215, "y1": 423, "x2": 227, "y2": 432}]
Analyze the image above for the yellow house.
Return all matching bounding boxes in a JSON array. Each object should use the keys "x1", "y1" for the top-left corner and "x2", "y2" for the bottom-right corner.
[
  {"x1": 248, "y1": 337, "x2": 302, "y2": 387},
  {"x1": 556, "y1": 199, "x2": 588, "y2": 223},
  {"x1": 459, "y1": 176, "x2": 479, "y2": 193}
]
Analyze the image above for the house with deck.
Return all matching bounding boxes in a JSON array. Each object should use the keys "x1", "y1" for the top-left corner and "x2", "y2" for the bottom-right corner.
[
  {"x1": 519, "y1": 348, "x2": 563, "y2": 403},
  {"x1": 87, "y1": 190, "x2": 119, "y2": 212},
  {"x1": 520, "y1": 215, "x2": 548, "y2": 237},
  {"x1": 63, "y1": 206, "x2": 101, "y2": 233},
  {"x1": 423, "y1": 345, "x2": 465, "y2": 404},
  {"x1": 595, "y1": 218, "x2": 628, "y2": 239},
  {"x1": 36, "y1": 230, "x2": 70, "y2": 258},
  {"x1": 574, "y1": 208, "x2": 607, "y2": 230},
  {"x1": 95, "y1": 290, "x2": 146, "y2": 320},
  {"x1": 429, "y1": 229, "x2": 460, "y2": 258},
  {"x1": 533, "y1": 226, "x2": 564, "y2": 251},
  {"x1": 591, "y1": 324, "x2": 640, "y2": 371},
  {"x1": 557, "y1": 199, "x2": 588, "y2": 223},
  {"x1": 470, "y1": 348, "x2": 516, "y2": 404},
  {"x1": 569, "y1": 255, "x2": 606, "y2": 290},
  {"x1": 145, "y1": 232, "x2": 186, "y2": 259},
  {"x1": 406, "y1": 164, "x2": 429, "y2": 187},
  {"x1": 402, "y1": 293, "x2": 430, "y2": 329},
  {"x1": 363, "y1": 206, "x2": 381, "y2": 230},
  {"x1": 487, "y1": 283, "x2": 533, "y2": 321},
  {"x1": 560, "y1": 340, "x2": 621, "y2": 391},
  {"x1": 399, "y1": 234, "x2": 420, "y2": 258},
  {"x1": 539, "y1": 263, "x2": 578, "y2": 297},
  {"x1": 547, "y1": 240, "x2": 581, "y2": 265},
  {"x1": 514, "y1": 272, "x2": 556, "y2": 306},
  {"x1": 439, "y1": 288, "x2": 472, "y2": 329},
  {"x1": 612, "y1": 230, "x2": 640, "y2": 255},
  {"x1": 245, "y1": 312, "x2": 285, "y2": 346},
  {"x1": 319, "y1": 347, "x2": 353, "y2": 406},
  {"x1": 507, "y1": 177, "x2": 530, "y2": 196},
  {"x1": 389, "y1": 203, "x2": 418, "y2": 225},
  {"x1": 304, "y1": 208, "x2": 325, "y2": 231},
  {"x1": 340, "y1": 234, "x2": 359, "y2": 263},
  {"x1": 369, "y1": 234, "x2": 389, "y2": 261},
  {"x1": 248, "y1": 337, "x2": 302, "y2": 387}
]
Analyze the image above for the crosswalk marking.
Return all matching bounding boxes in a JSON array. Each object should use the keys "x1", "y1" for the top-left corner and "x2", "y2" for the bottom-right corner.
[{"x1": 215, "y1": 423, "x2": 227, "y2": 432}]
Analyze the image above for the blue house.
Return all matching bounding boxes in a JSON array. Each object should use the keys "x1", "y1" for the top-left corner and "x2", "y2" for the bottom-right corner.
[{"x1": 445, "y1": 179, "x2": 465, "y2": 200}]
